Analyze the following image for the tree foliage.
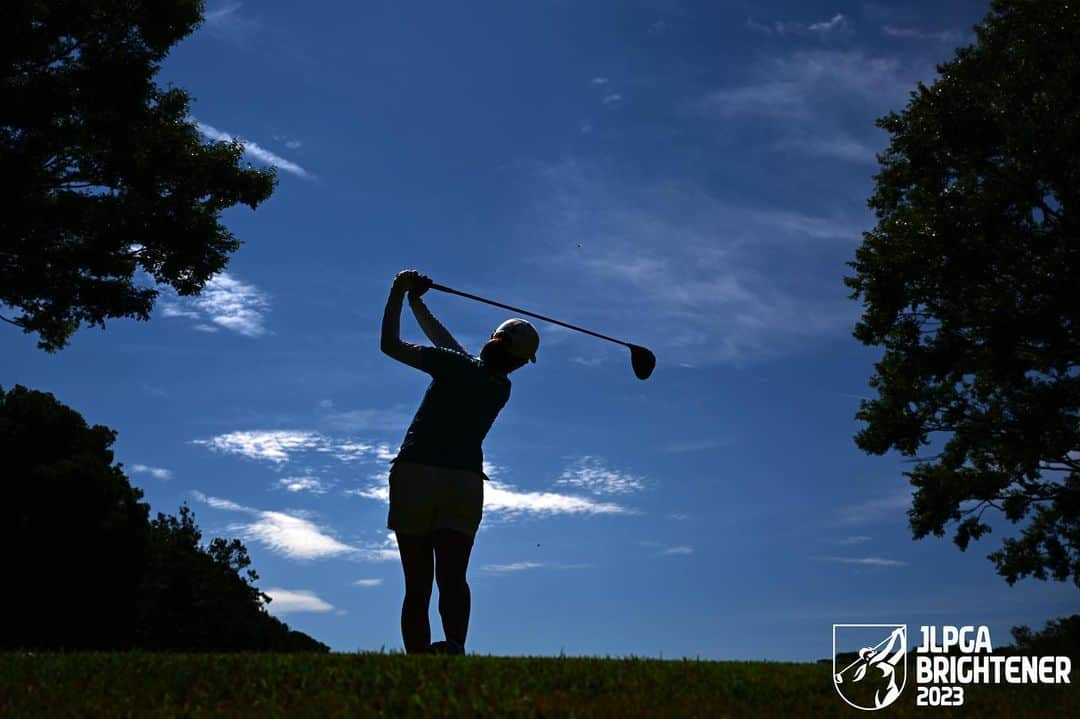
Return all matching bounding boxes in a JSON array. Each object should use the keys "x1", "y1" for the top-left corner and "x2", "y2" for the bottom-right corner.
[
  {"x1": 846, "y1": 0, "x2": 1080, "y2": 587},
  {"x1": 0, "y1": 0, "x2": 276, "y2": 351},
  {"x1": 0, "y1": 385, "x2": 327, "y2": 651}
]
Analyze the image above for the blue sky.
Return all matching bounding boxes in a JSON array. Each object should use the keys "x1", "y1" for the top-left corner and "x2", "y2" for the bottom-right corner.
[{"x1": 3, "y1": 0, "x2": 1076, "y2": 660}]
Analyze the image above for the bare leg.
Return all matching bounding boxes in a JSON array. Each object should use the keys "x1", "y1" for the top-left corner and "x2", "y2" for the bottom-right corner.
[
  {"x1": 395, "y1": 531, "x2": 434, "y2": 654},
  {"x1": 433, "y1": 528, "x2": 474, "y2": 650}
]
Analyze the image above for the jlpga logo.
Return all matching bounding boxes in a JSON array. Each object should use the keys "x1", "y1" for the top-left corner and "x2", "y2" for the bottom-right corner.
[
  {"x1": 832, "y1": 624, "x2": 907, "y2": 711},
  {"x1": 832, "y1": 622, "x2": 1073, "y2": 710}
]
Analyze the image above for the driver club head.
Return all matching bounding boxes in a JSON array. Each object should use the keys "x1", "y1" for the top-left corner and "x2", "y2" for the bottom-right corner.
[{"x1": 628, "y1": 344, "x2": 656, "y2": 380}]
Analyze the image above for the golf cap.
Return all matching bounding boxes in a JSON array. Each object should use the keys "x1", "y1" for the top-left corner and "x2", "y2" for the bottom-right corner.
[{"x1": 494, "y1": 318, "x2": 539, "y2": 363}]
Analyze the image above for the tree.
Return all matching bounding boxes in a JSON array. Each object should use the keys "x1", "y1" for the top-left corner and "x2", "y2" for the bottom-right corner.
[
  {"x1": 1, "y1": 0, "x2": 276, "y2": 351},
  {"x1": 0, "y1": 385, "x2": 328, "y2": 652},
  {"x1": 1, "y1": 383, "x2": 152, "y2": 649},
  {"x1": 1008, "y1": 615, "x2": 1080, "y2": 659},
  {"x1": 845, "y1": 0, "x2": 1080, "y2": 587}
]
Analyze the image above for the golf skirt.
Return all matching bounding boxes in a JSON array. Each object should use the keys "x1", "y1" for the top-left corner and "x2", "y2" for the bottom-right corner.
[{"x1": 387, "y1": 460, "x2": 484, "y2": 537}]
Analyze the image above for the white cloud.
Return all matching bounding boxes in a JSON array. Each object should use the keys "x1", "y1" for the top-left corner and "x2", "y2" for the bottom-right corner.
[
  {"x1": 591, "y1": 77, "x2": 609, "y2": 85},
  {"x1": 195, "y1": 120, "x2": 312, "y2": 179},
  {"x1": 192, "y1": 430, "x2": 383, "y2": 465},
  {"x1": 193, "y1": 430, "x2": 325, "y2": 464},
  {"x1": 204, "y1": 2, "x2": 242, "y2": 24},
  {"x1": 526, "y1": 159, "x2": 862, "y2": 364},
  {"x1": 481, "y1": 561, "x2": 544, "y2": 573},
  {"x1": 318, "y1": 406, "x2": 414, "y2": 434},
  {"x1": 345, "y1": 461, "x2": 633, "y2": 521},
  {"x1": 697, "y1": 50, "x2": 911, "y2": 119},
  {"x1": 602, "y1": 93, "x2": 622, "y2": 105},
  {"x1": 483, "y1": 478, "x2": 632, "y2": 519},
  {"x1": 191, "y1": 491, "x2": 358, "y2": 560},
  {"x1": 276, "y1": 476, "x2": 329, "y2": 494},
  {"x1": 835, "y1": 535, "x2": 872, "y2": 545},
  {"x1": 883, "y1": 25, "x2": 961, "y2": 42},
  {"x1": 479, "y1": 561, "x2": 592, "y2": 573},
  {"x1": 191, "y1": 490, "x2": 251, "y2": 512},
  {"x1": 640, "y1": 540, "x2": 694, "y2": 556},
  {"x1": 821, "y1": 556, "x2": 907, "y2": 567},
  {"x1": 159, "y1": 272, "x2": 271, "y2": 337},
  {"x1": 834, "y1": 492, "x2": 911, "y2": 526},
  {"x1": 230, "y1": 511, "x2": 357, "y2": 560},
  {"x1": 263, "y1": 588, "x2": 335, "y2": 615},
  {"x1": 667, "y1": 512, "x2": 691, "y2": 520},
  {"x1": 353, "y1": 578, "x2": 383, "y2": 587},
  {"x1": 354, "y1": 532, "x2": 400, "y2": 562},
  {"x1": 747, "y1": 13, "x2": 849, "y2": 36},
  {"x1": 130, "y1": 464, "x2": 173, "y2": 480},
  {"x1": 556, "y1": 456, "x2": 646, "y2": 495},
  {"x1": 809, "y1": 14, "x2": 847, "y2": 33}
]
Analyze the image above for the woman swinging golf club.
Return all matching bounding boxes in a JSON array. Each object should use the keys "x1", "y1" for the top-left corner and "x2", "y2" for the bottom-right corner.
[{"x1": 381, "y1": 269, "x2": 539, "y2": 655}]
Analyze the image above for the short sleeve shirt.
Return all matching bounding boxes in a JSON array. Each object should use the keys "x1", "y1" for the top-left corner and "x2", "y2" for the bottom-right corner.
[{"x1": 391, "y1": 346, "x2": 511, "y2": 477}]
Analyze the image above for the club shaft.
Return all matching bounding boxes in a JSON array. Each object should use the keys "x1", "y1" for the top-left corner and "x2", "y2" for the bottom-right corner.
[{"x1": 430, "y1": 282, "x2": 629, "y2": 348}]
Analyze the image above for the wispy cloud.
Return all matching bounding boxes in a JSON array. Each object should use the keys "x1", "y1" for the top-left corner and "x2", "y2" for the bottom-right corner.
[
  {"x1": 263, "y1": 588, "x2": 335, "y2": 615},
  {"x1": 696, "y1": 50, "x2": 911, "y2": 119},
  {"x1": 354, "y1": 532, "x2": 400, "y2": 562},
  {"x1": 346, "y1": 462, "x2": 634, "y2": 521},
  {"x1": 883, "y1": 25, "x2": 962, "y2": 42},
  {"x1": 834, "y1": 535, "x2": 872, "y2": 545},
  {"x1": 640, "y1": 540, "x2": 694, "y2": 556},
  {"x1": 591, "y1": 77, "x2": 609, "y2": 85},
  {"x1": 527, "y1": 159, "x2": 862, "y2": 364},
  {"x1": 819, "y1": 556, "x2": 907, "y2": 567},
  {"x1": 195, "y1": 120, "x2": 312, "y2": 179},
  {"x1": 809, "y1": 14, "x2": 848, "y2": 33},
  {"x1": 129, "y1": 464, "x2": 172, "y2": 480},
  {"x1": 159, "y1": 272, "x2": 271, "y2": 337},
  {"x1": 555, "y1": 456, "x2": 646, "y2": 495},
  {"x1": 317, "y1": 406, "x2": 415, "y2": 434},
  {"x1": 203, "y1": 2, "x2": 242, "y2": 24},
  {"x1": 193, "y1": 430, "x2": 324, "y2": 463},
  {"x1": 479, "y1": 561, "x2": 592, "y2": 573},
  {"x1": 602, "y1": 93, "x2": 622, "y2": 105},
  {"x1": 834, "y1": 492, "x2": 911, "y2": 526},
  {"x1": 275, "y1": 476, "x2": 330, "y2": 494},
  {"x1": 483, "y1": 478, "x2": 633, "y2": 520},
  {"x1": 353, "y1": 578, "x2": 383, "y2": 587},
  {"x1": 747, "y1": 13, "x2": 850, "y2": 36},
  {"x1": 777, "y1": 133, "x2": 880, "y2": 165},
  {"x1": 191, "y1": 491, "x2": 358, "y2": 560},
  {"x1": 192, "y1": 430, "x2": 383, "y2": 464}
]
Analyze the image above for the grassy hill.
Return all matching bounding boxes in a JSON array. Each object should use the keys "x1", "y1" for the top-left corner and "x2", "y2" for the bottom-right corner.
[{"x1": 1, "y1": 651, "x2": 1073, "y2": 718}]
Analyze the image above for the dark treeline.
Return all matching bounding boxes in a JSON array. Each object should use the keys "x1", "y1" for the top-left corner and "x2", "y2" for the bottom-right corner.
[{"x1": 1, "y1": 384, "x2": 327, "y2": 652}]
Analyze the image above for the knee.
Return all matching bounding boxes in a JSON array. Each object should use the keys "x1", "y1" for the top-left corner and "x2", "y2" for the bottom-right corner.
[{"x1": 403, "y1": 586, "x2": 432, "y2": 607}]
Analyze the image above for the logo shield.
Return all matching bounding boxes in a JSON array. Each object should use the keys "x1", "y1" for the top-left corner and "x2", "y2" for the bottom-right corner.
[{"x1": 833, "y1": 624, "x2": 907, "y2": 711}]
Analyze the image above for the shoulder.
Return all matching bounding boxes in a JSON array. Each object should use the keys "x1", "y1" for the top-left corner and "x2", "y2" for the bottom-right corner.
[{"x1": 420, "y1": 345, "x2": 478, "y2": 372}]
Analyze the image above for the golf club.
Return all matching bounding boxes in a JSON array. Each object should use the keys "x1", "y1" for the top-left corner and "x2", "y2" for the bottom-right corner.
[{"x1": 429, "y1": 282, "x2": 656, "y2": 380}]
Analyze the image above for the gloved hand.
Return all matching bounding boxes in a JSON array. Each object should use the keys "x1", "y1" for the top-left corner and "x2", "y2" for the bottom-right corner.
[{"x1": 393, "y1": 269, "x2": 433, "y2": 296}]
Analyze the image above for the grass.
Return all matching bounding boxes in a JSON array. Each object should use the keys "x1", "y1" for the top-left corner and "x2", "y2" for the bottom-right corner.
[{"x1": 1, "y1": 651, "x2": 1074, "y2": 718}]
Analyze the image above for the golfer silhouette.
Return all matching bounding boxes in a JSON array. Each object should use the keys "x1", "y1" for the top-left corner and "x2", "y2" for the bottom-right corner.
[{"x1": 380, "y1": 269, "x2": 539, "y2": 655}]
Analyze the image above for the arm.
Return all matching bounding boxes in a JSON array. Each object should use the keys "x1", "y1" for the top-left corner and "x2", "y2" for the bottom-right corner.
[
  {"x1": 408, "y1": 293, "x2": 467, "y2": 354},
  {"x1": 381, "y1": 276, "x2": 426, "y2": 371}
]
